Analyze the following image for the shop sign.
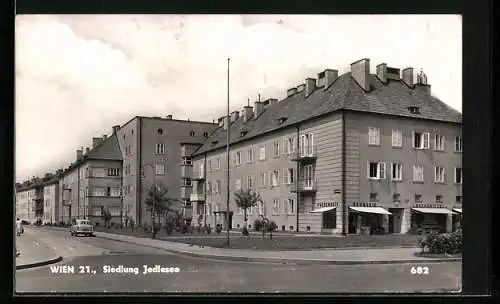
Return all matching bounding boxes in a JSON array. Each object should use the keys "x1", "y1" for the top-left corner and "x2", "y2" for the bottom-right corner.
[
  {"x1": 316, "y1": 202, "x2": 339, "y2": 208},
  {"x1": 351, "y1": 202, "x2": 377, "y2": 207},
  {"x1": 412, "y1": 204, "x2": 446, "y2": 208}
]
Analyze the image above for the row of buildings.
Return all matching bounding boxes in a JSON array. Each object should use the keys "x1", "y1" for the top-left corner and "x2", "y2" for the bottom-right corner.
[{"x1": 15, "y1": 58, "x2": 463, "y2": 235}]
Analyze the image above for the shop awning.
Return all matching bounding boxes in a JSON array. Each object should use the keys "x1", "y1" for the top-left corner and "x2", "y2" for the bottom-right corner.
[
  {"x1": 349, "y1": 207, "x2": 392, "y2": 215},
  {"x1": 310, "y1": 206, "x2": 336, "y2": 213},
  {"x1": 452, "y1": 208, "x2": 462, "y2": 213},
  {"x1": 411, "y1": 208, "x2": 455, "y2": 214}
]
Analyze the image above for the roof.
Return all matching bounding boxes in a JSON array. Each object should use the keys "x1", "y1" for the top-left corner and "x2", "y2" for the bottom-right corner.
[
  {"x1": 86, "y1": 133, "x2": 123, "y2": 161},
  {"x1": 193, "y1": 72, "x2": 462, "y2": 156}
]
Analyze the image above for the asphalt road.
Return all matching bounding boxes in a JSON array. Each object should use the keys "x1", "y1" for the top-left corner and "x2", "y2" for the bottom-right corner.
[{"x1": 15, "y1": 228, "x2": 462, "y2": 293}]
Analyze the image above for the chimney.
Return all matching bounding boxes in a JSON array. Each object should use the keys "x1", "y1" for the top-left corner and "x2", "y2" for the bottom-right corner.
[
  {"x1": 230, "y1": 111, "x2": 239, "y2": 123},
  {"x1": 102, "y1": 135, "x2": 108, "y2": 140},
  {"x1": 218, "y1": 117, "x2": 224, "y2": 127},
  {"x1": 267, "y1": 98, "x2": 278, "y2": 105},
  {"x1": 317, "y1": 72, "x2": 326, "y2": 87},
  {"x1": 112, "y1": 125, "x2": 120, "y2": 134},
  {"x1": 85, "y1": 147, "x2": 90, "y2": 154},
  {"x1": 305, "y1": 78, "x2": 316, "y2": 97},
  {"x1": 253, "y1": 101, "x2": 264, "y2": 118},
  {"x1": 387, "y1": 67, "x2": 401, "y2": 81},
  {"x1": 243, "y1": 106, "x2": 253, "y2": 122},
  {"x1": 324, "y1": 69, "x2": 338, "y2": 89},
  {"x1": 296, "y1": 83, "x2": 305, "y2": 93},
  {"x1": 166, "y1": 115, "x2": 173, "y2": 119},
  {"x1": 351, "y1": 58, "x2": 370, "y2": 91},
  {"x1": 76, "y1": 149, "x2": 83, "y2": 161},
  {"x1": 402, "y1": 67, "x2": 414, "y2": 87},
  {"x1": 223, "y1": 116, "x2": 229, "y2": 130},
  {"x1": 287, "y1": 87, "x2": 297, "y2": 97},
  {"x1": 415, "y1": 70, "x2": 431, "y2": 94},
  {"x1": 376, "y1": 63, "x2": 388, "y2": 83},
  {"x1": 92, "y1": 137, "x2": 102, "y2": 149}
]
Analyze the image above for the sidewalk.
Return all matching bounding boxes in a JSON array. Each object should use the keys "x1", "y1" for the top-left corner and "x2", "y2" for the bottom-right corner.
[
  {"x1": 15, "y1": 230, "x2": 62, "y2": 270},
  {"x1": 94, "y1": 231, "x2": 461, "y2": 265}
]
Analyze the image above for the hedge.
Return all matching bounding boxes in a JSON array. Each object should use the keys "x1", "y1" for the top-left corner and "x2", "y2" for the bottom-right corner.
[{"x1": 418, "y1": 230, "x2": 462, "y2": 254}]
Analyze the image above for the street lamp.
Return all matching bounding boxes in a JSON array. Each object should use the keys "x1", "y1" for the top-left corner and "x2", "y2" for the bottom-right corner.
[{"x1": 142, "y1": 164, "x2": 156, "y2": 239}]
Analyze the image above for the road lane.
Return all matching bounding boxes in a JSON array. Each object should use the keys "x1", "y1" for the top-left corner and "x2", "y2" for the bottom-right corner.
[{"x1": 15, "y1": 228, "x2": 462, "y2": 293}]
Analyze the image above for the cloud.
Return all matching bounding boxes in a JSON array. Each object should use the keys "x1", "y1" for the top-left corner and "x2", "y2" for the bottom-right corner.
[{"x1": 15, "y1": 14, "x2": 462, "y2": 181}]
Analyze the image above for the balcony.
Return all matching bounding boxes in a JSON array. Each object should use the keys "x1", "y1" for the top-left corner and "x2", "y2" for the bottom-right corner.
[
  {"x1": 290, "y1": 179, "x2": 317, "y2": 193},
  {"x1": 191, "y1": 170, "x2": 205, "y2": 181},
  {"x1": 190, "y1": 193, "x2": 205, "y2": 202},
  {"x1": 181, "y1": 165, "x2": 193, "y2": 179},
  {"x1": 181, "y1": 187, "x2": 192, "y2": 199},
  {"x1": 290, "y1": 145, "x2": 318, "y2": 162}
]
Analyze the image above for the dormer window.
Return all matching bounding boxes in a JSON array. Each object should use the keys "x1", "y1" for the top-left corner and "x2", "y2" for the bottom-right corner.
[
  {"x1": 240, "y1": 129, "x2": 248, "y2": 137},
  {"x1": 211, "y1": 140, "x2": 218, "y2": 145},
  {"x1": 278, "y1": 117, "x2": 288, "y2": 124},
  {"x1": 408, "y1": 106, "x2": 421, "y2": 114}
]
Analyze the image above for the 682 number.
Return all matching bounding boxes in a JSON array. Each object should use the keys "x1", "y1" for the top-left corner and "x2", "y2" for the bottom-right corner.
[{"x1": 410, "y1": 266, "x2": 429, "y2": 275}]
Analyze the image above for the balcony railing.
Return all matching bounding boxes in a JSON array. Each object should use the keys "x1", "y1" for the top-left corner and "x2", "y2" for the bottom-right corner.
[
  {"x1": 290, "y1": 179, "x2": 318, "y2": 193},
  {"x1": 190, "y1": 193, "x2": 205, "y2": 202},
  {"x1": 181, "y1": 187, "x2": 192, "y2": 199},
  {"x1": 290, "y1": 144, "x2": 318, "y2": 162},
  {"x1": 181, "y1": 165, "x2": 193, "y2": 179},
  {"x1": 191, "y1": 170, "x2": 205, "y2": 181}
]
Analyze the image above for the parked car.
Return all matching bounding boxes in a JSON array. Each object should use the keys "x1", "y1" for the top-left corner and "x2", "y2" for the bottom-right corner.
[{"x1": 70, "y1": 219, "x2": 95, "y2": 237}]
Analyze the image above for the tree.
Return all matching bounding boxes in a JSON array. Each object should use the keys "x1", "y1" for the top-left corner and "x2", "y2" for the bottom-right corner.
[
  {"x1": 144, "y1": 182, "x2": 181, "y2": 235},
  {"x1": 101, "y1": 207, "x2": 112, "y2": 229},
  {"x1": 234, "y1": 189, "x2": 261, "y2": 230},
  {"x1": 34, "y1": 198, "x2": 44, "y2": 221}
]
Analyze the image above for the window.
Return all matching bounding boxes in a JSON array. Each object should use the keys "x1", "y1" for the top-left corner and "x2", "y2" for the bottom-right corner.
[
  {"x1": 413, "y1": 165, "x2": 424, "y2": 182},
  {"x1": 282, "y1": 200, "x2": 288, "y2": 214},
  {"x1": 92, "y1": 168, "x2": 106, "y2": 178},
  {"x1": 392, "y1": 193, "x2": 401, "y2": 202},
  {"x1": 216, "y1": 158, "x2": 221, "y2": 169},
  {"x1": 391, "y1": 163, "x2": 403, "y2": 181},
  {"x1": 190, "y1": 131, "x2": 195, "y2": 136},
  {"x1": 436, "y1": 195, "x2": 443, "y2": 204},
  {"x1": 247, "y1": 149, "x2": 254, "y2": 163},
  {"x1": 109, "y1": 187, "x2": 121, "y2": 197},
  {"x1": 259, "y1": 146, "x2": 266, "y2": 160},
  {"x1": 183, "y1": 179, "x2": 192, "y2": 186},
  {"x1": 273, "y1": 200, "x2": 279, "y2": 214},
  {"x1": 367, "y1": 162, "x2": 386, "y2": 179},
  {"x1": 215, "y1": 181, "x2": 221, "y2": 194},
  {"x1": 203, "y1": 132, "x2": 209, "y2": 137},
  {"x1": 369, "y1": 193, "x2": 378, "y2": 202},
  {"x1": 434, "y1": 166, "x2": 445, "y2": 183},
  {"x1": 414, "y1": 194, "x2": 422, "y2": 203},
  {"x1": 271, "y1": 170, "x2": 279, "y2": 186},
  {"x1": 300, "y1": 133, "x2": 314, "y2": 156},
  {"x1": 237, "y1": 206, "x2": 243, "y2": 215},
  {"x1": 413, "y1": 132, "x2": 430, "y2": 149},
  {"x1": 183, "y1": 157, "x2": 192, "y2": 166},
  {"x1": 456, "y1": 196, "x2": 462, "y2": 204},
  {"x1": 91, "y1": 187, "x2": 106, "y2": 197},
  {"x1": 288, "y1": 137, "x2": 295, "y2": 153},
  {"x1": 235, "y1": 178, "x2": 242, "y2": 190},
  {"x1": 157, "y1": 128, "x2": 163, "y2": 135},
  {"x1": 247, "y1": 176, "x2": 253, "y2": 189},
  {"x1": 258, "y1": 201, "x2": 264, "y2": 215},
  {"x1": 368, "y1": 127, "x2": 380, "y2": 146},
  {"x1": 207, "y1": 160, "x2": 212, "y2": 172},
  {"x1": 273, "y1": 140, "x2": 280, "y2": 157},
  {"x1": 455, "y1": 136, "x2": 463, "y2": 152},
  {"x1": 155, "y1": 143, "x2": 165, "y2": 154},
  {"x1": 392, "y1": 129, "x2": 403, "y2": 147},
  {"x1": 234, "y1": 152, "x2": 241, "y2": 166},
  {"x1": 260, "y1": 172, "x2": 265, "y2": 187},
  {"x1": 107, "y1": 168, "x2": 120, "y2": 176},
  {"x1": 287, "y1": 199, "x2": 295, "y2": 215},
  {"x1": 155, "y1": 164, "x2": 165, "y2": 175},
  {"x1": 455, "y1": 168, "x2": 463, "y2": 184},
  {"x1": 434, "y1": 134, "x2": 445, "y2": 151},
  {"x1": 283, "y1": 168, "x2": 294, "y2": 184}
]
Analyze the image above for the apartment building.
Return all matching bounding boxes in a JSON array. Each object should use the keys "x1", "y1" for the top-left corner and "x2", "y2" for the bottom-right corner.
[
  {"x1": 58, "y1": 130, "x2": 123, "y2": 225},
  {"x1": 185, "y1": 58, "x2": 462, "y2": 235},
  {"x1": 15, "y1": 183, "x2": 40, "y2": 223},
  {"x1": 115, "y1": 116, "x2": 218, "y2": 227},
  {"x1": 42, "y1": 177, "x2": 60, "y2": 224}
]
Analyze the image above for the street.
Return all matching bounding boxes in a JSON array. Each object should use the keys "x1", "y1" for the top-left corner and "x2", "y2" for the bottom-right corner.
[{"x1": 15, "y1": 228, "x2": 462, "y2": 293}]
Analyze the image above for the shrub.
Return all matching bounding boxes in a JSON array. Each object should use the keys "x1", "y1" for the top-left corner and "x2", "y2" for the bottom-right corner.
[
  {"x1": 215, "y1": 224, "x2": 222, "y2": 234},
  {"x1": 143, "y1": 226, "x2": 149, "y2": 233},
  {"x1": 181, "y1": 224, "x2": 192, "y2": 234},
  {"x1": 419, "y1": 231, "x2": 462, "y2": 254},
  {"x1": 267, "y1": 220, "x2": 278, "y2": 232},
  {"x1": 204, "y1": 225, "x2": 212, "y2": 234},
  {"x1": 254, "y1": 219, "x2": 263, "y2": 231},
  {"x1": 242, "y1": 227, "x2": 249, "y2": 236}
]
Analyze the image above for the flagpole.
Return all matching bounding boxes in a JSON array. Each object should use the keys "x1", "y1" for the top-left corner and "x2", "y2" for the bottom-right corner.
[{"x1": 226, "y1": 57, "x2": 231, "y2": 247}]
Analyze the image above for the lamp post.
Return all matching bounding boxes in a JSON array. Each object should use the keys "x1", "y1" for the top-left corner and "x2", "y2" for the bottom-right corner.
[
  {"x1": 142, "y1": 164, "x2": 156, "y2": 239},
  {"x1": 226, "y1": 57, "x2": 231, "y2": 247}
]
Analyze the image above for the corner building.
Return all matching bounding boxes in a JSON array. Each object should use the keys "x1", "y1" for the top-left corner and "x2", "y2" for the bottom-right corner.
[{"x1": 186, "y1": 58, "x2": 462, "y2": 235}]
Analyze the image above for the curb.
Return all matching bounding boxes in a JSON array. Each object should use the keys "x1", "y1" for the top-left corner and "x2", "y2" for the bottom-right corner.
[
  {"x1": 95, "y1": 235, "x2": 462, "y2": 265},
  {"x1": 16, "y1": 256, "x2": 63, "y2": 270}
]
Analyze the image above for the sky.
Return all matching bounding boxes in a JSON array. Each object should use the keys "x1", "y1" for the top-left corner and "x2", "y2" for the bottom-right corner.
[{"x1": 15, "y1": 14, "x2": 462, "y2": 182}]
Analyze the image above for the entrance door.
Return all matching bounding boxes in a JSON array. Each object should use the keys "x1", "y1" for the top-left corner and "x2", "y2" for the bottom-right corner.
[
  {"x1": 388, "y1": 211, "x2": 394, "y2": 233},
  {"x1": 348, "y1": 212, "x2": 357, "y2": 234}
]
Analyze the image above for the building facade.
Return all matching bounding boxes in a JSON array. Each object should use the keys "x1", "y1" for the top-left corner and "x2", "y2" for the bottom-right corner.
[
  {"x1": 185, "y1": 58, "x2": 462, "y2": 235},
  {"x1": 15, "y1": 186, "x2": 38, "y2": 223},
  {"x1": 114, "y1": 116, "x2": 218, "y2": 227},
  {"x1": 42, "y1": 179, "x2": 60, "y2": 224}
]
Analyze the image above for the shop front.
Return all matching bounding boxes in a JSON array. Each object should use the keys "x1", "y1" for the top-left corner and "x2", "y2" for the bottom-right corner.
[
  {"x1": 310, "y1": 202, "x2": 338, "y2": 233},
  {"x1": 452, "y1": 208, "x2": 462, "y2": 231},
  {"x1": 348, "y1": 204, "x2": 392, "y2": 235},
  {"x1": 410, "y1": 207, "x2": 455, "y2": 234}
]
